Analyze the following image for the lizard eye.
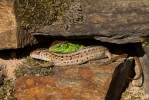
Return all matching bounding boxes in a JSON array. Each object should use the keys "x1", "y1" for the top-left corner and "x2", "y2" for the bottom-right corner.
[
  {"x1": 44, "y1": 53, "x2": 47, "y2": 56},
  {"x1": 37, "y1": 51, "x2": 40, "y2": 54}
]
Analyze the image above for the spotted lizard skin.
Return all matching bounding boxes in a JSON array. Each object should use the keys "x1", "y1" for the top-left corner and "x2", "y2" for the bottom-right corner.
[{"x1": 30, "y1": 46, "x2": 112, "y2": 66}]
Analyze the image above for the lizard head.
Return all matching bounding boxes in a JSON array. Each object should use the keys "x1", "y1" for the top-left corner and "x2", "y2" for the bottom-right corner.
[{"x1": 30, "y1": 49, "x2": 50, "y2": 61}]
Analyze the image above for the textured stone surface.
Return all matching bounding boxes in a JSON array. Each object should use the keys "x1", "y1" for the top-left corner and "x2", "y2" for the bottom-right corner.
[
  {"x1": 31, "y1": 0, "x2": 149, "y2": 44},
  {"x1": 1, "y1": 0, "x2": 149, "y2": 50},
  {"x1": 0, "y1": 1, "x2": 37, "y2": 50},
  {"x1": 14, "y1": 58, "x2": 134, "y2": 100},
  {"x1": 0, "y1": 1, "x2": 17, "y2": 49}
]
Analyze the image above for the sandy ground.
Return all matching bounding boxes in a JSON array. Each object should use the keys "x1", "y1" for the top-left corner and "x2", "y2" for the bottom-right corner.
[
  {"x1": 0, "y1": 58, "x2": 23, "y2": 79},
  {"x1": 121, "y1": 82, "x2": 149, "y2": 100}
]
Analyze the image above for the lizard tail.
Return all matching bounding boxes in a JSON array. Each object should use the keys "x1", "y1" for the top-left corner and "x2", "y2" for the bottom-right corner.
[
  {"x1": 127, "y1": 56, "x2": 143, "y2": 80},
  {"x1": 101, "y1": 54, "x2": 143, "y2": 80}
]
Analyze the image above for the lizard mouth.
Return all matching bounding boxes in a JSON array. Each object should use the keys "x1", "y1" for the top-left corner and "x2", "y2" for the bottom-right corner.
[
  {"x1": 30, "y1": 53, "x2": 39, "y2": 60},
  {"x1": 30, "y1": 50, "x2": 41, "y2": 59},
  {"x1": 30, "y1": 50, "x2": 49, "y2": 61}
]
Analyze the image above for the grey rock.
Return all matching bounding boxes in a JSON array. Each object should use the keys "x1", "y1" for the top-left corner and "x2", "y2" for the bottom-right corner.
[
  {"x1": 30, "y1": 0, "x2": 149, "y2": 44},
  {"x1": 1, "y1": 0, "x2": 149, "y2": 50}
]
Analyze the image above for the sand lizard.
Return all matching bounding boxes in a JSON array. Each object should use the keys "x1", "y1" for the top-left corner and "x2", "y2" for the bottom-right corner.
[
  {"x1": 30, "y1": 46, "x2": 112, "y2": 66},
  {"x1": 30, "y1": 46, "x2": 142, "y2": 80}
]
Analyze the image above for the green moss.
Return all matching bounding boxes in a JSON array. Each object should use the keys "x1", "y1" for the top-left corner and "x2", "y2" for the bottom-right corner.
[
  {"x1": 0, "y1": 64, "x2": 16, "y2": 100},
  {"x1": 0, "y1": 78, "x2": 17, "y2": 100},
  {"x1": 139, "y1": 36, "x2": 149, "y2": 47},
  {"x1": 14, "y1": 57, "x2": 54, "y2": 78},
  {"x1": 16, "y1": 0, "x2": 83, "y2": 30}
]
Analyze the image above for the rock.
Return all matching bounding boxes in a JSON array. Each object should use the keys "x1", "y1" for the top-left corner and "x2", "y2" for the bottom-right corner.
[
  {"x1": 106, "y1": 58, "x2": 135, "y2": 100},
  {"x1": 0, "y1": 1, "x2": 37, "y2": 50},
  {"x1": 14, "y1": 58, "x2": 134, "y2": 100},
  {"x1": 1, "y1": 0, "x2": 149, "y2": 50},
  {"x1": 30, "y1": 0, "x2": 149, "y2": 44}
]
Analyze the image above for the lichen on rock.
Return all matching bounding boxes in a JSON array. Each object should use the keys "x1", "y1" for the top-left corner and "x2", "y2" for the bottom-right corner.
[
  {"x1": 139, "y1": 36, "x2": 149, "y2": 47},
  {"x1": 16, "y1": 0, "x2": 83, "y2": 30}
]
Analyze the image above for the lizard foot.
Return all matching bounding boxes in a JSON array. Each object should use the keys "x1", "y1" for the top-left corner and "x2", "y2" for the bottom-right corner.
[{"x1": 38, "y1": 62, "x2": 54, "y2": 68}]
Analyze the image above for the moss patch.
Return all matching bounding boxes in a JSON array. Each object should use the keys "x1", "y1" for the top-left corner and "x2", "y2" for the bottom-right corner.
[
  {"x1": 139, "y1": 36, "x2": 149, "y2": 47},
  {"x1": 14, "y1": 57, "x2": 54, "y2": 78},
  {"x1": 16, "y1": 0, "x2": 83, "y2": 30},
  {"x1": 0, "y1": 78, "x2": 17, "y2": 100}
]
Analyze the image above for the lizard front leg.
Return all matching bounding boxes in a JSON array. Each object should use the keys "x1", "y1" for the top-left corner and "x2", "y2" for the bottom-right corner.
[{"x1": 38, "y1": 62, "x2": 54, "y2": 68}]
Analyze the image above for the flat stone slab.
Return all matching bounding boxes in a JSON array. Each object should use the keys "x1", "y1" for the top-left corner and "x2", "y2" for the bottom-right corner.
[
  {"x1": 14, "y1": 58, "x2": 134, "y2": 100},
  {"x1": 30, "y1": 0, "x2": 149, "y2": 44}
]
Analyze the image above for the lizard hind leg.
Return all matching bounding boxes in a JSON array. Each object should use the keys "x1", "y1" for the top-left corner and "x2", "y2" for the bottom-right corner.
[
  {"x1": 105, "y1": 49, "x2": 112, "y2": 59},
  {"x1": 39, "y1": 62, "x2": 54, "y2": 68}
]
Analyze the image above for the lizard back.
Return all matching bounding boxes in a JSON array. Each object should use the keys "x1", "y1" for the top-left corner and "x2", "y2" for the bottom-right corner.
[{"x1": 30, "y1": 46, "x2": 111, "y2": 66}]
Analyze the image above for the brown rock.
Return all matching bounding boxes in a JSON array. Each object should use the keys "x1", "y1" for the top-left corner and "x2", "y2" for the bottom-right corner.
[
  {"x1": 31, "y1": 0, "x2": 149, "y2": 44},
  {"x1": 0, "y1": 1, "x2": 37, "y2": 50},
  {"x1": 1, "y1": 0, "x2": 149, "y2": 49},
  {"x1": 14, "y1": 58, "x2": 134, "y2": 100}
]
